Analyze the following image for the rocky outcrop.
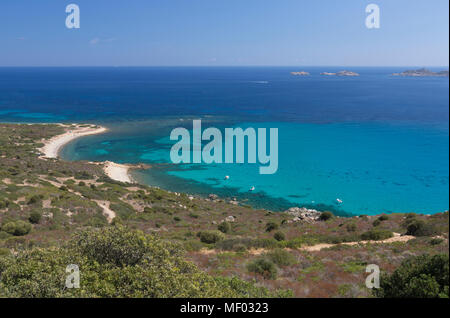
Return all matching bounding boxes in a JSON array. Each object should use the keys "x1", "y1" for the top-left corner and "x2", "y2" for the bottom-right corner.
[
  {"x1": 392, "y1": 68, "x2": 449, "y2": 77},
  {"x1": 284, "y1": 207, "x2": 322, "y2": 223},
  {"x1": 320, "y1": 71, "x2": 360, "y2": 76},
  {"x1": 291, "y1": 71, "x2": 310, "y2": 76}
]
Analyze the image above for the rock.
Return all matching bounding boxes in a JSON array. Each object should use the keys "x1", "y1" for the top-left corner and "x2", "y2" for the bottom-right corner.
[
  {"x1": 320, "y1": 71, "x2": 359, "y2": 76},
  {"x1": 208, "y1": 194, "x2": 219, "y2": 200},
  {"x1": 188, "y1": 196, "x2": 194, "y2": 201},
  {"x1": 392, "y1": 68, "x2": 449, "y2": 77},
  {"x1": 336, "y1": 70, "x2": 359, "y2": 76},
  {"x1": 225, "y1": 216, "x2": 236, "y2": 222},
  {"x1": 284, "y1": 207, "x2": 322, "y2": 222},
  {"x1": 320, "y1": 72, "x2": 336, "y2": 76},
  {"x1": 291, "y1": 71, "x2": 310, "y2": 76}
]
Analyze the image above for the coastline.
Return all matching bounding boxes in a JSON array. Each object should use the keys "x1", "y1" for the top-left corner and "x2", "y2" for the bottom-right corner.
[{"x1": 38, "y1": 123, "x2": 134, "y2": 183}]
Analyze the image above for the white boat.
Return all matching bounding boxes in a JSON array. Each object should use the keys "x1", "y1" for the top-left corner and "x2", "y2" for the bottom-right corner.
[
  {"x1": 336, "y1": 198, "x2": 343, "y2": 204},
  {"x1": 224, "y1": 175, "x2": 230, "y2": 180},
  {"x1": 249, "y1": 186, "x2": 255, "y2": 191}
]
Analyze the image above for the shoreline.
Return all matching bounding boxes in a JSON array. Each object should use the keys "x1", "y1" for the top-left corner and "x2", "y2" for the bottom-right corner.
[{"x1": 38, "y1": 123, "x2": 134, "y2": 183}]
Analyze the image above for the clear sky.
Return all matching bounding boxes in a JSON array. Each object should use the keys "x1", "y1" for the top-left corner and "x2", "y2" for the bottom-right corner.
[{"x1": 1, "y1": 0, "x2": 448, "y2": 66}]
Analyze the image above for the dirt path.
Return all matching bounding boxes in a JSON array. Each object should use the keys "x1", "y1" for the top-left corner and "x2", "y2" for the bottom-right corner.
[
  {"x1": 198, "y1": 232, "x2": 417, "y2": 255},
  {"x1": 39, "y1": 176, "x2": 116, "y2": 223},
  {"x1": 299, "y1": 233, "x2": 415, "y2": 252},
  {"x1": 93, "y1": 200, "x2": 116, "y2": 223}
]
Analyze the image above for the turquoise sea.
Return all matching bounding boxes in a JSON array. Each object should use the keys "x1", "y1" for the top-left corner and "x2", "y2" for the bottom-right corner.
[{"x1": 0, "y1": 67, "x2": 448, "y2": 216}]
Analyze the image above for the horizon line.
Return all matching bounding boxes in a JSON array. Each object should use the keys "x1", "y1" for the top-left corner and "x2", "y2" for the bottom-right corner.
[{"x1": 0, "y1": 65, "x2": 449, "y2": 68}]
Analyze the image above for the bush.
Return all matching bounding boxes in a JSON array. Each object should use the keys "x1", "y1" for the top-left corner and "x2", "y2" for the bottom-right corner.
[
  {"x1": 361, "y1": 229, "x2": 393, "y2": 241},
  {"x1": 265, "y1": 222, "x2": 279, "y2": 232},
  {"x1": 319, "y1": 211, "x2": 334, "y2": 221},
  {"x1": 372, "y1": 219, "x2": 381, "y2": 227},
  {"x1": 378, "y1": 214, "x2": 389, "y2": 221},
  {"x1": 430, "y1": 238, "x2": 444, "y2": 246},
  {"x1": 29, "y1": 211, "x2": 42, "y2": 224},
  {"x1": 1, "y1": 221, "x2": 32, "y2": 236},
  {"x1": 273, "y1": 231, "x2": 285, "y2": 241},
  {"x1": 233, "y1": 244, "x2": 247, "y2": 253},
  {"x1": 197, "y1": 230, "x2": 225, "y2": 244},
  {"x1": 265, "y1": 249, "x2": 296, "y2": 266},
  {"x1": 247, "y1": 258, "x2": 278, "y2": 279},
  {"x1": 218, "y1": 222, "x2": 231, "y2": 234},
  {"x1": 406, "y1": 220, "x2": 436, "y2": 237},
  {"x1": 374, "y1": 254, "x2": 449, "y2": 298},
  {"x1": 346, "y1": 223, "x2": 357, "y2": 232},
  {"x1": 0, "y1": 226, "x2": 282, "y2": 297},
  {"x1": 143, "y1": 207, "x2": 153, "y2": 214},
  {"x1": 27, "y1": 195, "x2": 43, "y2": 205}
]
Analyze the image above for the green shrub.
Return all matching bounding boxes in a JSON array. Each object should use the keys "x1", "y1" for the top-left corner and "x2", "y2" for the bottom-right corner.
[
  {"x1": 0, "y1": 226, "x2": 282, "y2": 297},
  {"x1": 273, "y1": 231, "x2": 285, "y2": 241},
  {"x1": 197, "y1": 230, "x2": 225, "y2": 244},
  {"x1": 0, "y1": 200, "x2": 10, "y2": 209},
  {"x1": 265, "y1": 249, "x2": 296, "y2": 266},
  {"x1": 218, "y1": 222, "x2": 232, "y2": 234},
  {"x1": 247, "y1": 258, "x2": 278, "y2": 279},
  {"x1": 143, "y1": 207, "x2": 153, "y2": 214},
  {"x1": 173, "y1": 216, "x2": 181, "y2": 222},
  {"x1": 430, "y1": 238, "x2": 444, "y2": 246},
  {"x1": 361, "y1": 229, "x2": 393, "y2": 241},
  {"x1": 378, "y1": 214, "x2": 389, "y2": 221},
  {"x1": 374, "y1": 254, "x2": 449, "y2": 298},
  {"x1": 346, "y1": 223, "x2": 357, "y2": 232},
  {"x1": 233, "y1": 244, "x2": 247, "y2": 253},
  {"x1": 1, "y1": 221, "x2": 32, "y2": 236},
  {"x1": 0, "y1": 247, "x2": 10, "y2": 257},
  {"x1": 29, "y1": 211, "x2": 42, "y2": 224},
  {"x1": 372, "y1": 219, "x2": 381, "y2": 227},
  {"x1": 27, "y1": 195, "x2": 43, "y2": 205},
  {"x1": 406, "y1": 220, "x2": 436, "y2": 237},
  {"x1": 265, "y1": 222, "x2": 279, "y2": 232},
  {"x1": 319, "y1": 211, "x2": 334, "y2": 221}
]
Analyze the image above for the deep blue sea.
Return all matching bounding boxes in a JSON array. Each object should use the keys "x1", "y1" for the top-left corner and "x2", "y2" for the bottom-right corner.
[{"x1": 1, "y1": 67, "x2": 448, "y2": 216}]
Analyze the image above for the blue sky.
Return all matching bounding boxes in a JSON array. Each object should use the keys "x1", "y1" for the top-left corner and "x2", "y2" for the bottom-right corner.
[{"x1": 0, "y1": 0, "x2": 448, "y2": 66}]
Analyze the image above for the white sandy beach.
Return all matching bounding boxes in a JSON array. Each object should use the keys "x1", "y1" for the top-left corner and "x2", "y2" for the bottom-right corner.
[
  {"x1": 39, "y1": 124, "x2": 107, "y2": 159},
  {"x1": 103, "y1": 161, "x2": 133, "y2": 183},
  {"x1": 39, "y1": 124, "x2": 133, "y2": 183}
]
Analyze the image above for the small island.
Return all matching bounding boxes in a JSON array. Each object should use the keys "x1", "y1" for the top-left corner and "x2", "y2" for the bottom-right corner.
[
  {"x1": 392, "y1": 68, "x2": 449, "y2": 77},
  {"x1": 320, "y1": 70, "x2": 360, "y2": 76},
  {"x1": 290, "y1": 71, "x2": 310, "y2": 76}
]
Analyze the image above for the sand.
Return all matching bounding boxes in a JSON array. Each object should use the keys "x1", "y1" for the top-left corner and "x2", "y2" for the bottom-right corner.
[
  {"x1": 38, "y1": 124, "x2": 134, "y2": 183},
  {"x1": 39, "y1": 124, "x2": 107, "y2": 159},
  {"x1": 103, "y1": 161, "x2": 133, "y2": 183}
]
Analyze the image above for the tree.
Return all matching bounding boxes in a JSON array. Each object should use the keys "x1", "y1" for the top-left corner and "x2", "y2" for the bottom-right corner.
[{"x1": 374, "y1": 254, "x2": 449, "y2": 298}]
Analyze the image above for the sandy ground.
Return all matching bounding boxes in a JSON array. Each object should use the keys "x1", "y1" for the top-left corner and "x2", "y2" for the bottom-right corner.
[
  {"x1": 103, "y1": 161, "x2": 133, "y2": 183},
  {"x1": 39, "y1": 124, "x2": 107, "y2": 159}
]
